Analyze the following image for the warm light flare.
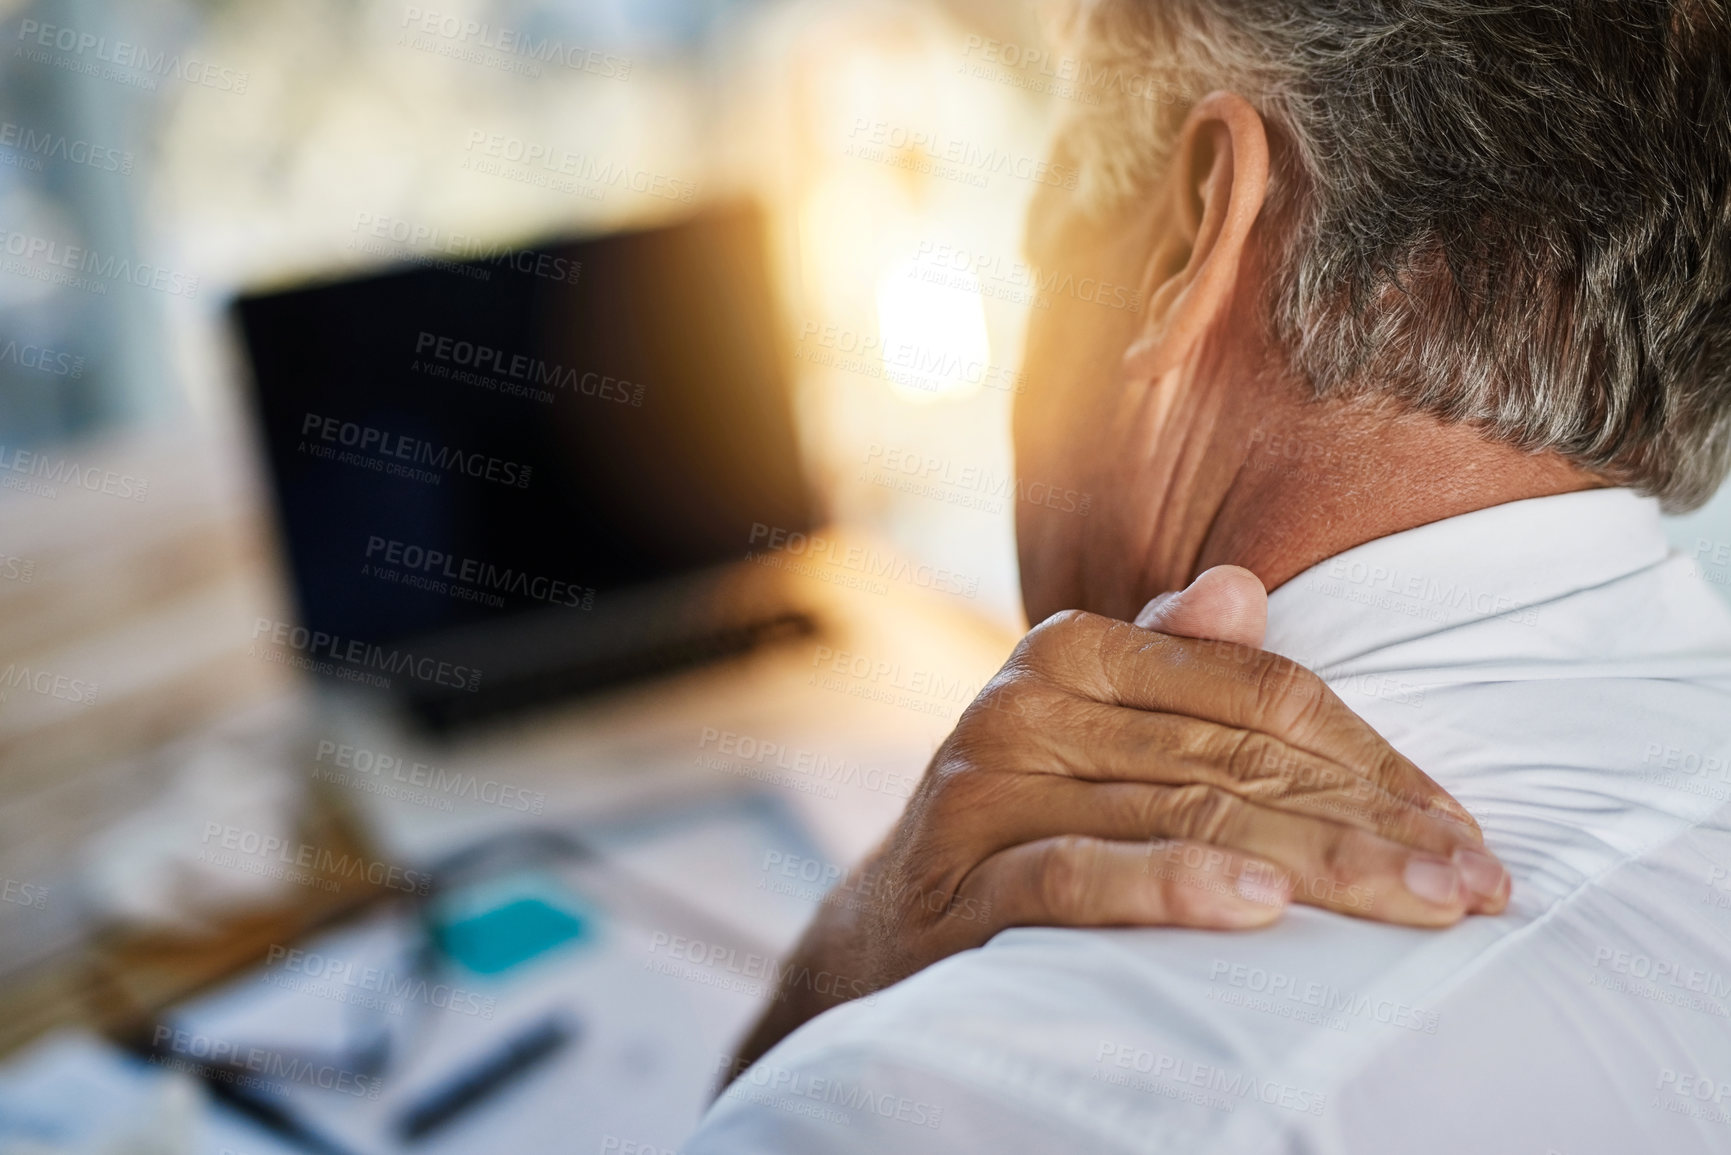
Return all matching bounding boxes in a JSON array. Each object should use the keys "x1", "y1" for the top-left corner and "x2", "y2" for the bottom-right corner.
[{"x1": 874, "y1": 256, "x2": 992, "y2": 404}]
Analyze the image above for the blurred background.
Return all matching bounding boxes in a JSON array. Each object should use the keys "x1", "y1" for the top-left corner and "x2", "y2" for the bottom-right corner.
[{"x1": 1, "y1": 1, "x2": 1729, "y2": 1152}]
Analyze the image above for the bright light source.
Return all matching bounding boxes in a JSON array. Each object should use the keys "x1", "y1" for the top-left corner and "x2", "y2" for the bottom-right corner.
[{"x1": 874, "y1": 256, "x2": 992, "y2": 404}]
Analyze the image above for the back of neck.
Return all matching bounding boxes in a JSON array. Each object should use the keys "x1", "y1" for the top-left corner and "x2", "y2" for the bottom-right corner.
[{"x1": 1198, "y1": 405, "x2": 1603, "y2": 592}]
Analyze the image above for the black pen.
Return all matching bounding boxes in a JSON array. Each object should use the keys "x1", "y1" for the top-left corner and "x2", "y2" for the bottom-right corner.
[
  {"x1": 395, "y1": 1015, "x2": 578, "y2": 1143},
  {"x1": 197, "y1": 1070, "x2": 368, "y2": 1155}
]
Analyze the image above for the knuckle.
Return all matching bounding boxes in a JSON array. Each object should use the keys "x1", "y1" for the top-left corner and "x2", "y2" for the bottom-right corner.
[
  {"x1": 1036, "y1": 607, "x2": 1095, "y2": 636},
  {"x1": 1250, "y1": 654, "x2": 1327, "y2": 734},
  {"x1": 925, "y1": 762, "x2": 993, "y2": 817},
  {"x1": 1315, "y1": 827, "x2": 1369, "y2": 885},
  {"x1": 1224, "y1": 731, "x2": 1290, "y2": 789},
  {"x1": 1160, "y1": 870, "x2": 1222, "y2": 923},
  {"x1": 1159, "y1": 783, "x2": 1240, "y2": 845},
  {"x1": 1327, "y1": 765, "x2": 1418, "y2": 831},
  {"x1": 978, "y1": 675, "x2": 1056, "y2": 731},
  {"x1": 960, "y1": 675, "x2": 1022, "y2": 731},
  {"x1": 1020, "y1": 609, "x2": 1104, "y2": 669},
  {"x1": 1367, "y1": 750, "x2": 1424, "y2": 801},
  {"x1": 1167, "y1": 719, "x2": 1221, "y2": 764},
  {"x1": 1025, "y1": 608, "x2": 1089, "y2": 650},
  {"x1": 1036, "y1": 836, "x2": 1098, "y2": 916},
  {"x1": 1031, "y1": 606, "x2": 1087, "y2": 633}
]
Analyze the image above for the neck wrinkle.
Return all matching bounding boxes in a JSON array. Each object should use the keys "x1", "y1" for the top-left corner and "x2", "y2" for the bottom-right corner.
[{"x1": 1191, "y1": 407, "x2": 1605, "y2": 596}]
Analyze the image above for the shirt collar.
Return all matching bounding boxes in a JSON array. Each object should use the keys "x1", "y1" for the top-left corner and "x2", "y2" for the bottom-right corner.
[{"x1": 1263, "y1": 488, "x2": 1671, "y2": 672}]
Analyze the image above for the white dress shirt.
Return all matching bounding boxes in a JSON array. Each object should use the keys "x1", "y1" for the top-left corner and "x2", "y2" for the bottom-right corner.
[{"x1": 686, "y1": 488, "x2": 1731, "y2": 1154}]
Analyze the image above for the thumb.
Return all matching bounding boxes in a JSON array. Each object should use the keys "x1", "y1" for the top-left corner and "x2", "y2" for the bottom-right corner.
[{"x1": 1135, "y1": 565, "x2": 1268, "y2": 648}]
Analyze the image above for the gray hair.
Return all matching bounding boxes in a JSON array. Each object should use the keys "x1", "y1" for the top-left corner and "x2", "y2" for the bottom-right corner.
[{"x1": 1059, "y1": 0, "x2": 1731, "y2": 511}]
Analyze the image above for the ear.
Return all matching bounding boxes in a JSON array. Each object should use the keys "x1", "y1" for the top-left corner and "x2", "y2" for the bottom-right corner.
[{"x1": 1128, "y1": 91, "x2": 1271, "y2": 377}]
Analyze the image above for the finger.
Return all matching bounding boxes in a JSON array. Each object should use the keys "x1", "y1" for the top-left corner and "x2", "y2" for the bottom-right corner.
[
  {"x1": 1131, "y1": 569, "x2": 1475, "y2": 847},
  {"x1": 1135, "y1": 565, "x2": 1267, "y2": 648},
  {"x1": 1026, "y1": 697, "x2": 1487, "y2": 857},
  {"x1": 1022, "y1": 611, "x2": 1480, "y2": 835},
  {"x1": 942, "y1": 773, "x2": 1500, "y2": 923},
  {"x1": 958, "y1": 835, "x2": 1290, "y2": 936}
]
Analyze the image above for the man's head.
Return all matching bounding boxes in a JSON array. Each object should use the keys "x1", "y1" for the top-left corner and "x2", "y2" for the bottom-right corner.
[{"x1": 1013, "y1": 1, "x2": 1731, "y2": 622}]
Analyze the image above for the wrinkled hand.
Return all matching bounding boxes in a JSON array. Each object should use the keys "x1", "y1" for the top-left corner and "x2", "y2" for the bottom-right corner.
[{"x1": 729, "y1": 567, "x2": 1507, "y2": 1076}]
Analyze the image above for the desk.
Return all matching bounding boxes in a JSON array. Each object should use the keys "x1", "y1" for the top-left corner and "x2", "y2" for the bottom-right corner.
[{"x1": 0, "y1": 419, "x2": 1022, "y2": 1074}]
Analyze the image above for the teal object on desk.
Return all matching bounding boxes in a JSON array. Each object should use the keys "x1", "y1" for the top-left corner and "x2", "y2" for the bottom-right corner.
[{"x1": 432, "y1": 873, "x2": 593, "y2": 976}]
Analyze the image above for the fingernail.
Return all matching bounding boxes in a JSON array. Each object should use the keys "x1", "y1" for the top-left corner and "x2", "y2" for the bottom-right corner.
[
  {"x1": 1452, "y1": 847, "x2": 1508, "y2": 898},
  {"x1": 1134, "y1": 592, "x2": 1177, "y2": 629},
  {"x1": 1235, "y1": 872, "x2": 1289, "y2": 908},
  {"x1": 1403, "y1": 855, "x2": 1461, "y2": 906},
  {"x1": 1215, "y1": 875, "x2": 1288, "y2": 927},
  {"x1": 1425, "y1": 795, "x2": 1479, "y2": 830}
]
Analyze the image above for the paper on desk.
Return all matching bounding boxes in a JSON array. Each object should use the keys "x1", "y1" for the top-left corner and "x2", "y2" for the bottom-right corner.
[
  {"x1": 281, "y1": 914, "x2": 762, "y2": 1155},
  {"x1": 164, "y1": 912, "x2": 413, "y2": 1063},
  {"x1": 165, "y1": 798, "x2": 807, "y2": 1154},
  {"x1": 581, "y1": 790, "x2": 828, "y2": 957},
  {"x1": 0, "y1": 1031, "x2": 198, "y2": 1155},
  {"x1": 0, "y1": 1030, "x2": 302, "y2": 1155}
]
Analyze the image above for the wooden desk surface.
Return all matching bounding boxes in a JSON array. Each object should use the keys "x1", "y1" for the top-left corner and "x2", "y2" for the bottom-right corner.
[{"x1": 0, "y1": 420, "x2": 1023, "y2": 1057}]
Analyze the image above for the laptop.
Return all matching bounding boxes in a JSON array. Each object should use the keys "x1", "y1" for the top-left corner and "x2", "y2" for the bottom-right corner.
[{"x1": 235, "y1": 203, "x2": 819, "y2": 730}]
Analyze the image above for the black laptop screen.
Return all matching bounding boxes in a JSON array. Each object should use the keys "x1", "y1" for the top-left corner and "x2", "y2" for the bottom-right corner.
[{"x1": 236, "y1": 204, "x2": 814, "y2": 654}]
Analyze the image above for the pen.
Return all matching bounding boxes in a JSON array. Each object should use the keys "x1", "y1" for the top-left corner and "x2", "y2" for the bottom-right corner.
[{"x1": 395, "y1": 1014, "x2": 577, "y2": 1143}]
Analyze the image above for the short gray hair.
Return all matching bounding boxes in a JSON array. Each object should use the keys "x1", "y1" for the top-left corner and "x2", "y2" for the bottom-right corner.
[{"x1": 1061, "y1": 0, "x2": 1731, "y2": 511}]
